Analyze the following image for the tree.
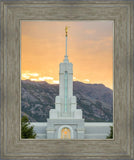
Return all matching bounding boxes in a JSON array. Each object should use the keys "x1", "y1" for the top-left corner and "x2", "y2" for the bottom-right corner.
[
  {"x1": 106, "y1": 126, "x2": 113, "y2": 139},
  {"x1": 21, "y1": 115, "x2": 36, "y2": 139}
]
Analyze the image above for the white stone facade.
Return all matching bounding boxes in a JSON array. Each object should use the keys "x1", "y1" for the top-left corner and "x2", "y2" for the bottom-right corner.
[
  {"x1": 47, "y1": 119, "x2": 84, "y2": 139},
  {"x1": 46, "y1": 28, "x2": 85, "y2": 139},
  {"x1": 31, "y1": 122, "x2": 113, "y2": 139},
  {"x1": 49, "y1": 60, "x2": 83, "y2": 120},
  {"x1": 45, "y1": 29, "x2": 113, "y2": 139},
  {"x1": 47, "y1": 54, "x2": 84, "y2": 139}
]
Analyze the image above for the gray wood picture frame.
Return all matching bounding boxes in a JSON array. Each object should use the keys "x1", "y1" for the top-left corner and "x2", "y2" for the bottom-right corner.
[{"x1": 0, "y1": 0, "x2": 133, "y2": 159}]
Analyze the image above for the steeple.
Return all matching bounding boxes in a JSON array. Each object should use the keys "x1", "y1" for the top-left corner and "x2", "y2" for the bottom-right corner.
[
  {"x1": 64, "y1": 26, "x2": 69, "y2": 63},
  {"x1": 48, "y1": 26, "x2": 83, "y2": 119},
  {"x1": 47, "y1": 26, "x2": 84, "y2": 140}
]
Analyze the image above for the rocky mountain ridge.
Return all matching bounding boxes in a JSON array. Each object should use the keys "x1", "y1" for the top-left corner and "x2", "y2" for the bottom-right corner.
[{"x1": 21, "y1": 80, "x2": 113, "y2": 122}]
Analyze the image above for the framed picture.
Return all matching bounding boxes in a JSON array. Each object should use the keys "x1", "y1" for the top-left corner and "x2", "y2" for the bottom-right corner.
[
  {"x1": 21, "y1": 20, "x2": 114, "y2": 140},
  {"x1": 1, "y1": 0, "x2": 133, "y2": 159}
]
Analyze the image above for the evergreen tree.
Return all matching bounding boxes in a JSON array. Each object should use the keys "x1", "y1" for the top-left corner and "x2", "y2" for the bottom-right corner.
[
  {"x1": 106, "y1": 126, "x2": 113, "y2": 139},
  {"x1": 21, "y1": 115, "x2": 36, "y2": 139}
]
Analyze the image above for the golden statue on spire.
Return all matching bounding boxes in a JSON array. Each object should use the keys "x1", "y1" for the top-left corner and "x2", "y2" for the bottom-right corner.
[{"x1": 65, "y1": 26, "x2": 68, "y2": 36}]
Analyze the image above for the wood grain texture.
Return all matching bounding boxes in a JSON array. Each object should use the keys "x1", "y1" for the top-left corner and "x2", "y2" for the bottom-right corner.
[{"x1": 0, "y1": 0, "x2": 133, "y2": 159}]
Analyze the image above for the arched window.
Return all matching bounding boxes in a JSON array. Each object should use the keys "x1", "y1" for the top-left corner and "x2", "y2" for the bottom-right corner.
[{"x1": 61, "y1": 128, "x2": 71, "y2": 139}]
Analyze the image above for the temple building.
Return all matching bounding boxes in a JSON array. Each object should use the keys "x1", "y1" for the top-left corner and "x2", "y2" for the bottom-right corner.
[
  {"x1": 30, "y1": 27, "x2": 112, "y2": 139},
  {"x1": 46, "y1": 27, "x2": 84, "y2": 139}
]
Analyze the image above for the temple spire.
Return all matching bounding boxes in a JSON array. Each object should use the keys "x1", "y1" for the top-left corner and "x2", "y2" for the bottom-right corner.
[{"x1": 64, "y1": 26, "x2": 69, "y2": 63}]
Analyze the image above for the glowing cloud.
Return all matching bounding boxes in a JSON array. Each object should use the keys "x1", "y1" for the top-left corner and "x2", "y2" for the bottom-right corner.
[
  {"x1": 38, "y1": 77, "x2": 54, "y2": 81},
  {"x1": 31, "y1": 78, "x2": 38, "y2": 81},
  {"x1": 29, "y1": 73, "x2": 39, "y2": 77},
  {"x1": 22, "y1": 73, "x2": 30, "y2": 79},
  {"x1": 84, "y1": 79, "x2": 90, "y2": 83},
  {"x1": 53, "y1": 80, "x2": 59, "y2": 84}
]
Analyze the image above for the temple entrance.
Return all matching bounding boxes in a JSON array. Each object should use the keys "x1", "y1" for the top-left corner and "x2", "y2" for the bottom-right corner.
[{"x1": 61, "y1": 128, "x2": 71, "y2": 139}]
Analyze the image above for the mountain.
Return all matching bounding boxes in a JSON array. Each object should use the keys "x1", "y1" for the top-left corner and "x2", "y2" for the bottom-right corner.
[{"x1": 21, "y1": 80, "x2": 113, "y2": 122}]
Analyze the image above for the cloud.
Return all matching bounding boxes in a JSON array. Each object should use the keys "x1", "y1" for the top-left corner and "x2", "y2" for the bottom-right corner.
[
  {"x1": 38, "y1": 77, "x2": 54, "y2": 81},
  {"x1": 22, "y1": 73, "x2": 30, "y2": 79},
  {"x1": 22, "y1": 72, "x2": 39, "y2": 78},
  {"x1": 53, "y1": 80, "x2": 59, "y2": 84},
  {"x1": 84, "y1": 79, "x2": 90, "y2": 83},
  {"x1": 31, "y1": 78, "x2": 38, "y2": 81},
  {"x1": 22, "y1": 72, "x2": 54, "y2": 81},
  {"x1": 29, "y1": 73, "x2": 39, "y2": 77},
  {"x1": 38, "y1": 77, "x2": 45, "y2": 81}
]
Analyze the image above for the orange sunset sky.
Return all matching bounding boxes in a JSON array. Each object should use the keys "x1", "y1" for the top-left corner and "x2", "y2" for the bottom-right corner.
[{"x1": 21, "y1": 21, "x2": 113, "y2": 89}]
